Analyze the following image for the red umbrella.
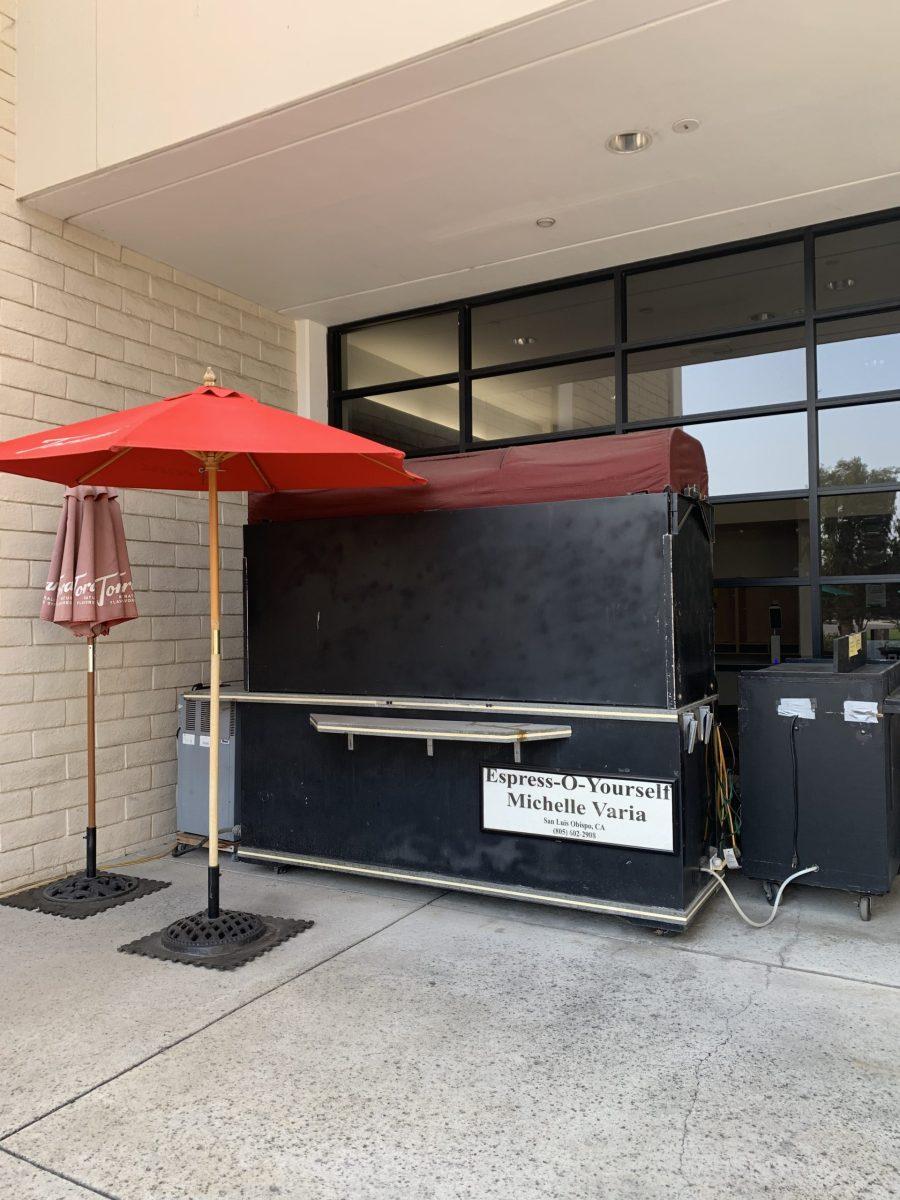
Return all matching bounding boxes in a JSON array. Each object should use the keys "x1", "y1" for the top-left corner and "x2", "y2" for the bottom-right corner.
[
  {"x1": 0, "y1": 369, "x2": 424, "y2": 964},
  {"x1": 41, "y1": 486, "x2": 139, "y2": 903}
]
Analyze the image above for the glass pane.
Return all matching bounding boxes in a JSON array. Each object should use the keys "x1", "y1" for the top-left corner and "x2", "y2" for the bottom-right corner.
[
  {"x1": 816, "y1": 311, "x2": 900, "y2": 398},
  {"x1": 626, "y1": 242, "x2": 804, "y2": 343},
  {"x1": 681, "y1": 413, "x2": 808, "y2": 497},
  {"x1": 816, "y1": 219, "x2": 900, "y2": 311},
  {"x1": 626, "y1": 328, "x2": 805, "y2": 421},
  {"x1": 714, "y1": 498, "x2": 809, "y2": 579},
  {"x1": 818, "y1": 401, "x2": 900, "y2": 485},
  {"x1": 820, "y1": 491, "x2": 900, "y2": 575},
  {"x1": 471, "y1": 358, "x2": 615, "y2": 442},
  {"x1": 341, "y1": 384, "x2": 459, "y2": 455},
  {"x1": 340, "y1": 311, "x2": 458, "y2": 389},
  {"x1": 821, "y1": 582, "x2": 900, "y2": 656},
  {"x1": 715, "y1": 585, "x2": 810, "y2": 662},
  {"x1": 471, "y1": 280, "x2": 614, "y2": 369}
]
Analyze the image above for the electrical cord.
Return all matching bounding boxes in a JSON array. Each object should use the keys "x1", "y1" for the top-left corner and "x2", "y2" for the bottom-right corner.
[{"x1": 701, "y1": 863, "x2": 819, "y2": 928}]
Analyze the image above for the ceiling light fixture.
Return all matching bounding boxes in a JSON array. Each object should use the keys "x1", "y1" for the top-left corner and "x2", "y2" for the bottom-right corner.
[
  {"x1": 606, "y1": 130, "x2": 652, "y2": 154},
  {"x1": 535, "y1": 217, "x2": 556, "y2": 228},
  {"x1": 826, "y1": 278, "x2": 856, "y2": 291},
  {"x1": 512, "y1": 336, "x2": 537, "y2": 346}
]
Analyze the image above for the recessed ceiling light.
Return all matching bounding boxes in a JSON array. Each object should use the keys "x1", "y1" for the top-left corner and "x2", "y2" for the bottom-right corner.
[
  {"x1": 672, "y1": 118, "x2": 701, "y2": 134},
  {"x1": 512, "y1": 336, "x2": 537, "y2": 346},
  {"x1": 606, "y1": 130, "x2": 652, "y2": 154},
  {"x1": 535, "y1": 217, "x2": 556, "y2": 228},
  {"x1": 826, "y1": 278, "x2": 855, "y2": 291}
]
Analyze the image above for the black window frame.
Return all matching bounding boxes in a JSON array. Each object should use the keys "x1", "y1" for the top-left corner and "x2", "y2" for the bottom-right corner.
[{"x1": 328, "y1": 206, "x2": 900, "y2": 657}]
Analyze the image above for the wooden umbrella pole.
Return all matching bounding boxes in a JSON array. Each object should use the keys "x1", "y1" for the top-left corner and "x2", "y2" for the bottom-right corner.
[
  {"x1": 206, "y1": 457, "x2": 222, "y2": 919},
  {"x1": 85, "y1": 634, "x2": 97, "y2": 878}
]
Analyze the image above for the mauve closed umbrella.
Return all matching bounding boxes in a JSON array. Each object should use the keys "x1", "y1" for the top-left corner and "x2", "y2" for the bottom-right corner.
[{"x1": 33, "y1": 485, "x2": 157, "y2": 914}]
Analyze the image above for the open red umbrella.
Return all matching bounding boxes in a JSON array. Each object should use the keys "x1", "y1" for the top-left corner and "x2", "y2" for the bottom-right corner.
[
  {"x1": 0, "y1": 369, "x2": 424, "y2": 966},
  {"x1": 41, "y1": 485, "x2": 141, "y2": 909}
]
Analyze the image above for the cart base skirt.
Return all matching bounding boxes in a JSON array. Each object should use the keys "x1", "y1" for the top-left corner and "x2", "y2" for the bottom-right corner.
[{"x1": 238, "y1": 847, "x2": 718, "y2": 930}]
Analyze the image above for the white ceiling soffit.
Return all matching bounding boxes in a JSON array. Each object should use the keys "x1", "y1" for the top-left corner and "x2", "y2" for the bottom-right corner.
[{"x1": 25, "y1": 0, "x2": 900, "y2": 326}]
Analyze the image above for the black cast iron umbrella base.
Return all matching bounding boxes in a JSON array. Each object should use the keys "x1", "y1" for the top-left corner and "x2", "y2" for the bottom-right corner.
[
  {"x1": 0, "y1": 872, "x2": 170, "y2": 919},
  {"x1": 118, "y1": 909, "x2": 314, "y2": 970}
]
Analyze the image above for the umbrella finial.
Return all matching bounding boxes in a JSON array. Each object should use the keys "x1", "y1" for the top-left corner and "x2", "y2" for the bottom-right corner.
[{"x1": 202, "y1": 367, "x2": 217, "y2": 387}]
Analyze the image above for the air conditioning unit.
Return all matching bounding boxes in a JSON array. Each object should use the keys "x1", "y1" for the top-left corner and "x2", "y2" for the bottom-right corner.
[{"x1": 175, "y1": 694, "x2": 240, "y2": 848}]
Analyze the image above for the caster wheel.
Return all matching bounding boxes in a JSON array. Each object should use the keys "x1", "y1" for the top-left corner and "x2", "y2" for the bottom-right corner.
[
  {"x1": 273, "y1": 864, "x2": 291, "y2": 876},
  {"x1": 171, "y1": 842, "x2": 188, "y2": 858},
  {"x1": 762, "y1": 880, "x2": 777, "y2": 906},
  {"x1": 858, "y1": 895, "x2": 872, "y2": 922}
]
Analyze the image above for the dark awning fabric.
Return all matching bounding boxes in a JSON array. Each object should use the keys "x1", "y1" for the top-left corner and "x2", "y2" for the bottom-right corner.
[{"x1": 248, "y1": 428, "x2": 708, "y2": 524}]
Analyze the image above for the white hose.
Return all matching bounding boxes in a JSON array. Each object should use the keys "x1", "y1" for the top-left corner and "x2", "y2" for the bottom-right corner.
[{"x1": 701, "y1": 864, "x2": 819, "y2": 928}]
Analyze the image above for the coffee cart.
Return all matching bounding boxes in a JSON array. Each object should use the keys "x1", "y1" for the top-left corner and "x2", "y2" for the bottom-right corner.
[{"x1": 235, "y1": 431, "x2": 718, "y2": 931}]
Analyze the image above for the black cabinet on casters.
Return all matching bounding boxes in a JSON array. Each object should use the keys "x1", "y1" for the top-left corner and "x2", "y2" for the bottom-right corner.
[{"x1": 739, "y1": 652, "x2": 900, "y2": 921}]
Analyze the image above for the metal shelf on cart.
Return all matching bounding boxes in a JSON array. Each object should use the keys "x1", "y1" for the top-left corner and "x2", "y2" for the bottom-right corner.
[{"x1": 309, "y1": 713, "x2": 571, "y2": 762}]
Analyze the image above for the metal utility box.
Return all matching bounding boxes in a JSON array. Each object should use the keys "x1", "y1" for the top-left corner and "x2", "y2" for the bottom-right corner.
[
  {"x1": 739, "y1": 660, "x2": 900, "y2": 906},
  {"x1": 238, "y1": 488, "x2": 718, "y2": 930},
  {"x1": 175, "y1": 694, "x2": 240, "y2": 842}
]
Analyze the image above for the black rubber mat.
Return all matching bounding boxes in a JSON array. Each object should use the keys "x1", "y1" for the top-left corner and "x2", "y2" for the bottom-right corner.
[
  {"x1": 118, "y1": 911, "x2": 314, "y2": 970},
  {"x1": 0, "y1": 873, "x2": 170, "y2": 919}
]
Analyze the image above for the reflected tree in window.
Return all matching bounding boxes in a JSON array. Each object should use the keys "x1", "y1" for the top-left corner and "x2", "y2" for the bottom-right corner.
[{"x1": 820, "y1": 456, "x2": 900, "y2": 641}]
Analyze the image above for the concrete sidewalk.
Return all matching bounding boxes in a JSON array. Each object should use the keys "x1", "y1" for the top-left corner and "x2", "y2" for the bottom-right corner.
[{"x1": 0, "y1": 854, "x2": 897, "y2": 1199}]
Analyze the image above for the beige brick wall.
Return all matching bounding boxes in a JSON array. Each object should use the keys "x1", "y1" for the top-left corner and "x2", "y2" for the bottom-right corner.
[{"x1": 0, "y1": 2, "x2": 298, "y2": 893}]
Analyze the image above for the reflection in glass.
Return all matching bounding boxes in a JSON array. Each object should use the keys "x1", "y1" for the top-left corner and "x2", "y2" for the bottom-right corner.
[
  {"x1": 816, "y1": 311, "x2": 900, "y2": 398},
  {"x1": 715, "y1": 585, "x2": 809, "y2": 660},
  {"x1": 815, "y1": 219, "x2": 900, "y2": 311},
  {"x1": 471, "y1": 280, "x2": 614, "y2": 369},
  {"x1": 341, "y1": 384, "x2": 459, "y2": 455},
  {"x1": 626, "y1": 243, "x2": 803, "y2": 343},
  {"x1": 821, "y1": 582, "x2": 900, "y2": 655},
  {"x1": 714, "y1": 498, "x2": 809, "y2": 578},
  {"x1": 682, "y1": 413, "x2": 808, "y2": 497},
  {"x1": 341, "y1": 311, "x2": 459, "y2": 390},
  {"x1": 471, "y1": 359, "x2": 615, "y2": 442},
  {"x1": 820, "y1": 492, "x2": 900, "y2": 576},
  {"x1": 818, "y1": 402, "x2": 900, "y2": 485},
  {"x1": 626, "y1": 328, "x2": 805, "y2": 421}
]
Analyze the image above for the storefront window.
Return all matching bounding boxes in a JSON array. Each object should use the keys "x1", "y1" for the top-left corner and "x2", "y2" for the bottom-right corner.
[
  {"x1": 626, "y1": 328, "x2": 805, "y2": 421},
  {"x1": 471, "y1": 358, "x2": 615, "y2": 442},
  {"x1": 471, "y1": 280, "x2": 614, "y2": 369},
  {"x1": 821, "y1": 582, "x2": 900, "y2": 653},
  {"x1": 816, "y1": 311, "x2": 900, "y2": 398},
  {"x1": 819, "y1": 491, "x2": 900, "y2": 576},
  {"x1": 818, "y1": 401, "x2": 900, "y2": 485},
  {"x1": 714, "y1": 498, "x2": 810, "y2": 579},
  {"x1": 341, "y1": 385, "x2": 460, "y2": 455},
  {"x1": 625, "y1": 242, "x2": 803, "y2": 343},
  {"x1": 815, "y1": 219, "x2": 900, "y2": 311},
  {"x1": 340, "y1": 311, "x2": 459, "y2": 390},
  {"x1": 681, "y1": 413, "x2": 808, "y2": 497}
]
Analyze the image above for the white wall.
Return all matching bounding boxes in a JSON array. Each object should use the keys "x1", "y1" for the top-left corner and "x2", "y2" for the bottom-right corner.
[
  {"x1": 0, "y1": 0, "x2": 300, "y2": 894},
  {"x1": 17, "y1": 0, "x2": 564, "y2": 196}
]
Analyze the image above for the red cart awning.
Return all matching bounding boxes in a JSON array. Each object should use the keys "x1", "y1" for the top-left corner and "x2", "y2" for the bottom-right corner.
[{"x1": 249, "y1": 428, "x2": 708, "y2": 524}]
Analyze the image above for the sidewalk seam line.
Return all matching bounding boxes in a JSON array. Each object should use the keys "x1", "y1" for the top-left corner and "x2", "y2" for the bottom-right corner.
[{"x1": 0, "y1": 1145, "x2": 121, "y2": 1200}]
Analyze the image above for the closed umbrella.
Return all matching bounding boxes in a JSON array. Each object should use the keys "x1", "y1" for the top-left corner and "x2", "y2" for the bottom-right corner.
[
  {"x1": 0, "y1": 369, "x2": 424, "y2": 966},
  {"x1": 41, "y1": 486, "x2": 143, "y2": 907}
]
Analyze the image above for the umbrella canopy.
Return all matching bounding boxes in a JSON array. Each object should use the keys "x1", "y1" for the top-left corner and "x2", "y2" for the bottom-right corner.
[
  {"x1": 42, "y1": 486, "x2": 138, "y2": 637},
  {"x1": 0, "y1": 378, "x2": 419, "y2": 492},
  {"x1": 0, "y1": 370, "x2": 425, "y2": 941}
]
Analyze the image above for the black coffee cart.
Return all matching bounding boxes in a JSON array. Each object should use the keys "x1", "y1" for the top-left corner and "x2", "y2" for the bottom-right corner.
[{"x1": 235, "y1": 432, "x2": 719, "y2": 931}]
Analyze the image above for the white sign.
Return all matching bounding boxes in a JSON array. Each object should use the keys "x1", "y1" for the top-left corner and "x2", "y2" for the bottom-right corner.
[{"x1": 481, "y1": 766, "x2": 675, "y2": 853}]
